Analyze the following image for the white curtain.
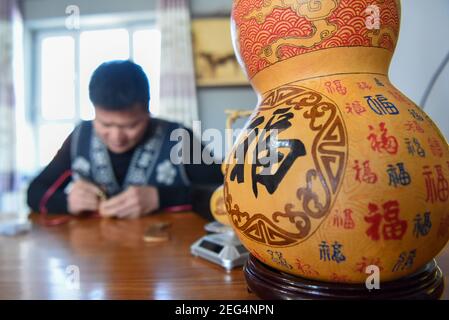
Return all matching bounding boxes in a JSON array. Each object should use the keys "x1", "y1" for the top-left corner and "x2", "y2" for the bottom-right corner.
[
  {"x1": 157, "y1": 0, "x2": 199, "y2": 129},
  {"x1": 0, "y1": 0, "x2": 21, "y2": 213}
]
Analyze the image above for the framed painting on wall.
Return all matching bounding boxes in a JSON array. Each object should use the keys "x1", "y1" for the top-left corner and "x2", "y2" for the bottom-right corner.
[{"x1": 192, "y1": 18, "x2": 249, "y2": 87}]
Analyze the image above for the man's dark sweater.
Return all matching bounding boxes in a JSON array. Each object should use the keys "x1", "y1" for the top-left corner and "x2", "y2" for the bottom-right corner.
[{"x1": 27, "y1": 121, "x2": 223, "y2": 215}]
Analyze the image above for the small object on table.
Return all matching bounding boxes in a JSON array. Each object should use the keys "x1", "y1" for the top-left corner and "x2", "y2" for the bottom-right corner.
[
  {"x1": 97, "y1": 189, "x2": 107, "y2": 201},
  {"x1": 0, "y1": 219, "x2": 32, "y2": 236},
  {"x1": 143, "y1": 221, "x2": 172, "y2": 243},
  {"x1": 204, "y1": 221, "x2": 233, "y2": 234}
]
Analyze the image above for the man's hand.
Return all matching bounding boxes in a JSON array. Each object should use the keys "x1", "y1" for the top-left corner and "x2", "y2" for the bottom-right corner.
[
  {"x1": 99, "y1": 186, "x2": 160, "y2": 219},
  {"x1": 68, "y1": 180, "x2": 104, "y2": 215}
]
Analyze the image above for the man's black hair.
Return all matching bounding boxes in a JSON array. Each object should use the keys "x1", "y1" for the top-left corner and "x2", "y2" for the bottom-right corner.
[{"x1": 89, "y1": 60, "x2": 150, "y2": 111}]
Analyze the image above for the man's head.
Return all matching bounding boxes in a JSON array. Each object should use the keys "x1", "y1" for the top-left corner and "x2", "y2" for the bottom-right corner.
[{"x1": 89, "y1": 60, "x2": 150, "y2": 154}]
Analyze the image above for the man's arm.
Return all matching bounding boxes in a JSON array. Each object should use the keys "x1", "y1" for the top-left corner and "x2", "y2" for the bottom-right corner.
[
  {"x1": 157, "y1": 128, "x2": 223, "y2": 211},
  {"x1": 26, "y1": 134, "x2": 73, "y2": 214}
]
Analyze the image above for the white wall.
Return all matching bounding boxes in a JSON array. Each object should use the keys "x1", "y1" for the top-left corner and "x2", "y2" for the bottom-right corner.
[{"x1": 391, "y1": 0, "x2": 449, "y2": 140}]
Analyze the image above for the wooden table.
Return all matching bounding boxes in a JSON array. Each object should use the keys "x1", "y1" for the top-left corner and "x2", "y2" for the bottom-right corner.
[
  {"x1": 0, "y1": 212, "x2": 253, "y2": 300},
  {"x1": 0, "y1": 212, "x2": 448, "y2": 300}
]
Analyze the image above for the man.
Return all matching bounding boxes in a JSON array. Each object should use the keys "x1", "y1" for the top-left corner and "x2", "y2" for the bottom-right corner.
[{"x1": 27, "y1": 60, "x2": 222, "y2": 219}]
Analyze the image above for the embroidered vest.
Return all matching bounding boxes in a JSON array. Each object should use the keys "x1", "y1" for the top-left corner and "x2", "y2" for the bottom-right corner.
[{"x1": 70, "y1": 118, "x2": 190, "y2": 197}]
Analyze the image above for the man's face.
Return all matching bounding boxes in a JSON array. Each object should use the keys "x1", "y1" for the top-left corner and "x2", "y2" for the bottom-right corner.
[{"x1": 94, "y1": 104, "x2": 149, "y2": 154}]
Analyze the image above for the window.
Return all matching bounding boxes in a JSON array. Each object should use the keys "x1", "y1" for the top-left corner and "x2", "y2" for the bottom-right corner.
[{"x1": 32, "y1": 24, "x2": 161, "y2": 167}]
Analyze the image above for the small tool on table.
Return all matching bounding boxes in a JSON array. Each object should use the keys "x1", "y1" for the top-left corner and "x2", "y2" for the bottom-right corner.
[{"x1": 143, "y1": 221, "x2": 172, "y2": 243}]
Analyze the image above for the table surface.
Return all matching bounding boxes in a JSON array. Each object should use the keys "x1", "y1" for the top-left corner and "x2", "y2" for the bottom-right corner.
[{"x1": 0, "y1": 212, "x2": 448, "y2": 300}]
